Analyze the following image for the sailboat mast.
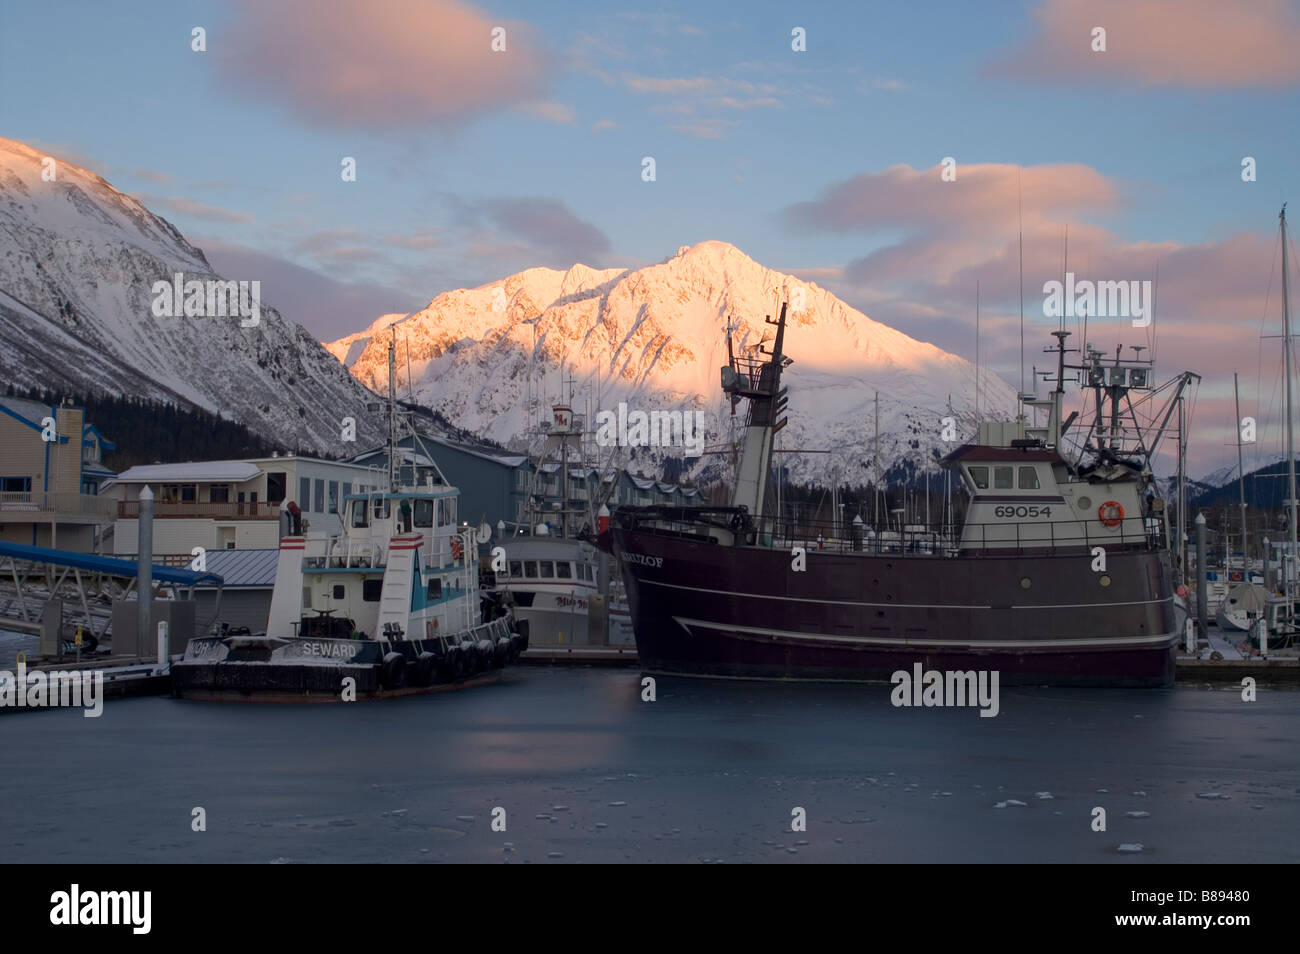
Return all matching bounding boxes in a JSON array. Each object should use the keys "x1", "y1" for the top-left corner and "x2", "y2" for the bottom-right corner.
[
  {"x1": 1282, "y1": 204, "x2": 1296, "y2": 615},
  {"x1": 874, "y1": 391, "x2": 880, "y2": 528},
  {"x1": 388, "y1": 330, "x2": 398, "y2": 493},
  {"x1": 1234, "y1": 372, "x2": 1248, "y2": 573}
]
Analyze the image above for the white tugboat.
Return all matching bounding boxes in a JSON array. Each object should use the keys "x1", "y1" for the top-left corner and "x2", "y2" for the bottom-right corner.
[{"x1": 172, "y1": 333, "x2": 526, "y2": 701}]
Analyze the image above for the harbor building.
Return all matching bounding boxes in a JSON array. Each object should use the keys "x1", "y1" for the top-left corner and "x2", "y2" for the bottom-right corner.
[
  {"x1": 102, "y1": 453, "x2": 386, "y2": 560},
  {"x1": 0, "y1": 396, "x2": 117, "y2": 551}
]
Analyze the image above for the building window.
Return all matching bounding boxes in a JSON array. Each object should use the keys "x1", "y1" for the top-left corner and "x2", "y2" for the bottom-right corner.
[
  {"x1": 314, "y1": 479, "x2": 325, "y2": 513},
  {"x1": 328, "y1": 481, "x2": 339, "y2": 513},
  {"x1": 210, "y1": 485, "x2": 229, "y2": 503},
  {"x1": 266, "y1": 472, "x2": 286, "y2": 504},
  {"x1": 1018, "y1": 466, "x2": 1040, "y2": 490},
  {"x1": 1, "y1": 477, "x2": 32, "y2": 492},
  {"x1": 993, "y1": 466, "x2": 1014, "y2": 490},
  {"x1": 342, "y1": 481, "x2": 351, "y2": 499},
  {"x1": 299, "y1": 477, "x2": 310, "y2": 511},
  {"x1": 181, "y1": 484, "x2": 197, "y2": 502}
]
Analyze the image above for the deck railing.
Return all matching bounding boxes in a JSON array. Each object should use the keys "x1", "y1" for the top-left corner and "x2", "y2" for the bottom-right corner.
[
  {"x1": 616, "y1": 505, "x2": 1164, "y2": 558},
  {"x1": 0, "y1": 491, "x2": 118, "y2": 520},
  {"x1": 116, "y1": 500, "x2": 280, "y2": 520}
]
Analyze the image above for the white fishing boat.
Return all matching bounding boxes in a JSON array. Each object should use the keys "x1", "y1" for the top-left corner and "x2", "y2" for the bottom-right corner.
[{"x1": 490, "y1": 401, "x2": 625, "y2": 646}]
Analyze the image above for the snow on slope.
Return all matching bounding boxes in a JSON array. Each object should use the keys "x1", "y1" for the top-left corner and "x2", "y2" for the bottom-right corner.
[
  {"x1": 0, "y1": 137, "x2": 384, "y2": 453},
  {"x1": 329, "y1": 241, "x2": 1019, "y2": 484}
]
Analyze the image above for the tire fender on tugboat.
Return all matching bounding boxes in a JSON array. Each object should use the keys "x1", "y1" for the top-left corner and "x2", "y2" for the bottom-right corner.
[{"x1": 380, "y1": 651, "x2": 407, "y2": 689}]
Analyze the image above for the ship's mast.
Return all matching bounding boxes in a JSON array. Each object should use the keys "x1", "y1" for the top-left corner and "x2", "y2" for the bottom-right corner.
[
  {"x1": 1050, "y1": 330, "x2": 1069, "y2": 447},
  {"x1": 388, "y1": 329, "x2": 399, "y2": 492},
  {"x1": 1282, "y1": 204, "x2": 1296, "y2": 616},
  {"x1": 724, "y1": 303, "x2": 790, "y2": 519},
  {"x1": 1234, "y1": 371, "x2": 1248, "y2": 572}
]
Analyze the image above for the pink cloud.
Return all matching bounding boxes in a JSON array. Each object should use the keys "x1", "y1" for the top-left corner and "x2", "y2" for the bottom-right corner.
[
  {"x1": 785, "y1": 162, "x2": 1118, "y2": 283},
  {"x1": 988, "y1": 0, "x2": 1300, "y2": 87},
  {"x1": 217, "y1": 0, "x2": 550, "y2": 128},
  {"x1": 783, "y1": 161, "x2": 1295, "y2": 474},
  {"x1": 138, "y1": 194, "x2": 255, "y2": 224}
]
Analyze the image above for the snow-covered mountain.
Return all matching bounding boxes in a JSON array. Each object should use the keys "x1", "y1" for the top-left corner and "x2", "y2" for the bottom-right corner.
[
  {"x1": 0, "y1": 137, "x2": 383, "y2": 454},
  {"x1": 1196, "y1": 453, "x2": 1288, "y2": 491},
  {"x1": 328, "y1": 241, "x2": 1019, "y2": 484}
]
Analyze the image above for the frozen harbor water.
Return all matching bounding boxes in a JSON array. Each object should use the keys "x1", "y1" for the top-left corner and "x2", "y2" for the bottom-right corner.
[{"x1": 1, "y1": 667, "x2": 1296, "y2": 863}]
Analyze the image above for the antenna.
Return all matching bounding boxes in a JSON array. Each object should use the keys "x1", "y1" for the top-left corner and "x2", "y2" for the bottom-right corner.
[
  {"x1": 975, "y1": 280, "x2": 981, "y2": 418},
  {"x1": 405, "y1": 329, "x2": 414, "y2": 403},
  {"x1": 1061, "y1": 224, "x2": 1069, "y2": 333},
  {"x1": 1018, "y1": 166, "x2": 1025, "y2": 402}
]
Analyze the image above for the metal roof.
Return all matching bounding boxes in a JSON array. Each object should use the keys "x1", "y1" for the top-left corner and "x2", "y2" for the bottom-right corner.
[
  {"x1": 941, "y1": 444, "x2": 1064, "y2": 464},
  {"x1": 192, "y1": 548, "x2": 278, "y2": 588},
  {"x1": 0, "y1": 398, "x2": 68, "y2": 442},
  {"x1": 112, "y1": 461, "x2": 261, "y2": 483},
  {"x1": 0, "y1": 541, "x2": 223, "y2": 585}
]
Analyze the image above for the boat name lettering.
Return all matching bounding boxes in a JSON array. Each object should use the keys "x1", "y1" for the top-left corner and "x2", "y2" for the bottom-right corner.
[
  {"x1": 993, "y1": 505, "x2": 1051, "y2": 519},
  {"x1": 299, "y1": 641, "x2": 358, "y2": 659},
  {"x1": 555, "y1": 596, "x2": 588, "y2": 609},
  {"x1": 622, "y1": 553, "x2": 664, "y2": 568}
]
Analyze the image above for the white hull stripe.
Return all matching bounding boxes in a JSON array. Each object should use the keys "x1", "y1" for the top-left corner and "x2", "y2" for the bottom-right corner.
[
  {"x1": 671, "y1": 617, "x2": 1176, "y2": 650},
  {"x1": 641, "y1": 577, "x2": 1169, "y2": 612}
]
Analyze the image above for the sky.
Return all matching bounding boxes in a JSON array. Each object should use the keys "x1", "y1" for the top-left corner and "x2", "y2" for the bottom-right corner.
[{"x1": 2, "y1": 0, "x2": 1300, "y2": 477}]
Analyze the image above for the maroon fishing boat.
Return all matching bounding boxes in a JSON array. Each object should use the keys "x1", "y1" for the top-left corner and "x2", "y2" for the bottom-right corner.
[{"x1": 599, "y1": 306, "x2": 1196, "y2": 686}]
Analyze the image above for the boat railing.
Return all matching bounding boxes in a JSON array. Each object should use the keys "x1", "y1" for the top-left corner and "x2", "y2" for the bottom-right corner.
[{"x1": 616, "y1": 505, "x2": 1162, "y2": 558}]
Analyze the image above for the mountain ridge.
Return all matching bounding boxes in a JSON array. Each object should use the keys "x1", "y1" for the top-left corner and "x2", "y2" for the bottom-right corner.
[{"x1": 325, "y1": 240, "x2": 1019, "y2": 484}]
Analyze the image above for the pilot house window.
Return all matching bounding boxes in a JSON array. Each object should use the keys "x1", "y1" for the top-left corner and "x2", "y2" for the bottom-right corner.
[
  {"x1": 968, "y1": 466, "x2": 990, "y2": 490},
  {"x1": 1018, "y1": 466, "x2": 1040, "y2": 490},
  {"x1": 993, "y1": 466, "x2": 1014, "y2": 489}
]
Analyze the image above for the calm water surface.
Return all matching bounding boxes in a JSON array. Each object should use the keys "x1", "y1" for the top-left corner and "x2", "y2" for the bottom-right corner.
[{"x1": 1, "y1": 666, "x2": 1296, "y2": 863}]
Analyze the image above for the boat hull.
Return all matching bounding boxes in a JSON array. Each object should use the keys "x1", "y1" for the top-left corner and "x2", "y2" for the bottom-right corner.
[
  {"x1": 172, "y1": 617, "x2": 523, "y2": 702},
  {"x1": 613, "y1": 529, "x2": 1178, "y2": 687}
]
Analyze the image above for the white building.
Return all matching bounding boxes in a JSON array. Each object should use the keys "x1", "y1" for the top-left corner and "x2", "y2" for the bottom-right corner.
[{"x1": 103, "y1": 454, "x2": 387, "y2": 559}]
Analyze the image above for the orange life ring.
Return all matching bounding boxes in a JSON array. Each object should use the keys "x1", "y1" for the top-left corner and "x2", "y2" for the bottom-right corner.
[
  {"x1": 1098, "y1": 501, "x2": 1124, "y2": 527},
  {"x1": 451, "y1": 537, "x2": 464, "y2": 561}
]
